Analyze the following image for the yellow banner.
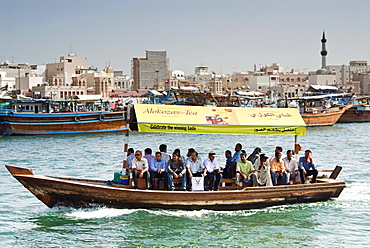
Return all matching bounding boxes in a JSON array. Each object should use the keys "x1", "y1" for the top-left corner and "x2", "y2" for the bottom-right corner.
[{"x1": 134, "y1": 104, "x2": 306, "y2": 135}]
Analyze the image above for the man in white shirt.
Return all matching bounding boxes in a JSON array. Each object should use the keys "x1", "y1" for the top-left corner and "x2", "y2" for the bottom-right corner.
[
  {"x1": 131, "y1": 150, "x2": 150, "y2": 189},
  {"x1": 186, "y1": 151, "x2": 206, "y2": 190},
  {"x1": 203, "y1": 151, "x2": 222, "y2": 191},
  {"x1": 282, "y1": 150, "x2": 300, "y2": 183},
  {"x1": 159, "y1": 144, "x2": 171, "y2": 163}
]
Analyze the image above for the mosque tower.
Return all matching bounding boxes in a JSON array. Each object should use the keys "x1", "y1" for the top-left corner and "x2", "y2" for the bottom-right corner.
[{"x1": 316, "y1": 31, "x2": 328, "y2": 75}]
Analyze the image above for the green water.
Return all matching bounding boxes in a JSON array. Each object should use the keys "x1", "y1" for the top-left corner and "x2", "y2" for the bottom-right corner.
[{"x1": 1, "y1": 123, "x2": 369, "y2": 247}]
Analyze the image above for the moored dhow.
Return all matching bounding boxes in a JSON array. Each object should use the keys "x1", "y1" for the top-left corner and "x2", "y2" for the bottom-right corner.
[
  {"x1": 338, "y1": 97, "x2": 370, "y2": 123},
  {"x1": 0, "y1": 98, "x2": 128, "y2": 135},
  {"x1": 280, "y1": 94, "x2": 352, "y2": 126}
]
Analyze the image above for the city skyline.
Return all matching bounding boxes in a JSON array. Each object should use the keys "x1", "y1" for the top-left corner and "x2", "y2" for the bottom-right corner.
[{"x1": 2, "y1": 0, "x2": 370, "y2": 75}]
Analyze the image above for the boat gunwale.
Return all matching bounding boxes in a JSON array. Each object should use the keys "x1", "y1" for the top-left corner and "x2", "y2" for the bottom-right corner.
[{"x1": 11, "y1": 170, "x2": 346, "y2": 194}]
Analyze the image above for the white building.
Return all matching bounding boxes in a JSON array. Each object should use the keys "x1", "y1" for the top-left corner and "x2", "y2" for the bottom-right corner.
[
  {"x1": 171, "y1": 70, "x2": 185, "y2": 79},
  {"x1": 307, "y1": 73, "x2": 337, "y2": 86},
  {"x1": 249, "y1": 75, "x2": 279, "y2": 91},
  {"x1": 0, "y1": 71, "x2": 16, "y2": 91},
  {"x1": 114, "y1": 75, "x2": 133, "y2": 90},
  {"x1": 18, "y1": 75, "x2": 44, "y2": 91}
]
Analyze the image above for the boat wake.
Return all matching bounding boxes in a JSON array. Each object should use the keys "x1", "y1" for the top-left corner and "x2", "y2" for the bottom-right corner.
[
  {"x1": 337, "y1": 182, "x2": 370, "y2": 202},
  {"x1": 66, "y1": 208, "x2": 137, "y2": 219},
  {"x1": 64, "y1": 202, "x2": 334, "y2": 220}
]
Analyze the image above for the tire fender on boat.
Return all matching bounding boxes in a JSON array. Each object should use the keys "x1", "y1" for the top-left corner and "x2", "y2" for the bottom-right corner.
[
  {"x1": 99, "y1": 114, "x2": 105, "y2": 121},
  {"x1": 74, "y1": 116, "x2": 81, "y2": 122},
  {"x1": 356, "y1": 110, "x2": 363, "y2": 116},
  {"x1": 7, "y1": 111, "x2": 14, "y2": 117}
]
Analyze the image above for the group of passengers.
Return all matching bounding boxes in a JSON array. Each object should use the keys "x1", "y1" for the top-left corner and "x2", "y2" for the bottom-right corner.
[{"x1": 125, "y1": 143, "x2": 318, "y2": 191}]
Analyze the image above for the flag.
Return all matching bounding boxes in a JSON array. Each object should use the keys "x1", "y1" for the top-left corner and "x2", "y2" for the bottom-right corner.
[{"x1": 0, "y1": 85, "x2": 8, "y2": 91}]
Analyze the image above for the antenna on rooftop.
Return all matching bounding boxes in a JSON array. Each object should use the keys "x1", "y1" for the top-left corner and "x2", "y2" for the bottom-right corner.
[{"x1": 68, "y1": 44, "x2": 74, "y2": 54}]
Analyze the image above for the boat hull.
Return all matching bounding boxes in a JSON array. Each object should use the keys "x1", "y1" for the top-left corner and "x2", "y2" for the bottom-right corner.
[
  {"x1": 301, "y1": 105, "x2": 351, "y2": 126},
  {"x1": 337, "y1": 106, "x2": 370, "y2": 123},
  {"x1": 6, "y1": 165, "x2": 346, "y2": 211},
  {"x1": 0, "y1": 111, "x2": 127, "y2": 135}
]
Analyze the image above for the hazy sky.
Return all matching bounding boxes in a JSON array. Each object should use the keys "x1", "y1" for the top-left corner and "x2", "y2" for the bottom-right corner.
[{"x1": 2, "y1": 0, "x2": 370, "y2": 75}]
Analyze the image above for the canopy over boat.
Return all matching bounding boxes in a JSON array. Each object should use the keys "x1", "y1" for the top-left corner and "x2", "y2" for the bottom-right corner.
[{"x1": 134, "y1": 104, "x2": 306, "y2": 135}]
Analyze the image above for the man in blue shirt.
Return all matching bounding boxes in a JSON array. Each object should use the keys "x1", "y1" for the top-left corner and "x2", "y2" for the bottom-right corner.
[
  {"x1": 143, "y1": 148, "x2": 155, "y2": 168},
  {"x1": 149, "y1": 152, "x2": 168, "y2": 190},
  {"x1": 226, "y1": 143, "x2": 242, "y2": 178},
  {"x1": 298, "y1": 150, "x2": 318, "y2": 183}
]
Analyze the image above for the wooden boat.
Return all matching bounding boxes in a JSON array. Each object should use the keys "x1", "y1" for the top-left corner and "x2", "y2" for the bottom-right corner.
[
  {"x1": 338, "y1": 105, "x2": 370, "y2": 123},
  {"x1": 281, "y1": 94, "x2": 353, "y2": 126},
  {"x1": 338, "y1": 97, "x2": 370, "y2": 123},
  {"x1": 6, "y1": 105, "x2": 346, "y2": 210},
  {"x1": 5, "y1": 165, "x2": 345, "y2": 211},
  {"x1": 0, "y1": 99, "x2": 128, "y2": 135},
  {"x1": 301, "y1": 104, "x2": 352, "y2": 126},
  {"x1": 0, "y1": 111, "x2": 128, "y2": 135}
]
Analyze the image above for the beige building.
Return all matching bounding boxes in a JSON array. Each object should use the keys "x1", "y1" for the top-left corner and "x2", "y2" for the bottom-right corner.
[
  {"x1": 46, "y1": 54, "x2": 87, "y2": 84},
  {"x1": 208, "y1": 80, "x2": 223, "y2": 94},
  {"x1": 325, "y1": 60, "x2": 370, "y2": 93}
]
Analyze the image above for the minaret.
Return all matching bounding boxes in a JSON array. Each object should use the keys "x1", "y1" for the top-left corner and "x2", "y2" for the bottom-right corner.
[
  {"x1": 320, "y1": 31, "x2": 327, "y2": 69},
  {"x1": 316, "y1": 31, "x2": 328, "y2": 75}
]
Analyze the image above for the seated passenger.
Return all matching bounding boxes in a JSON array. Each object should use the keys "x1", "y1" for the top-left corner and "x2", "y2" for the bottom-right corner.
[
  {"x1": 186, "y1": 151, "x2": 206, "y2": 190},
  {"x1": 131, "y1": 150, "x2": 150, "y2": 189},
  {"x1": 247, "y1": 147, "x2": 261, "y2": 164},
  {"x1": 222, "y1": 150, "x2": 232, "y2": 178},
  {"x1": 235, "y1": 152, "x2": 255, "y2": 189},
  {"x1": 203, "y1": 151, "x2": 222, "y2": 191},
  {"x1": 174, "y1": 148, "x2": 186, "y2": 164},
  {"x1": 159, "y1": 144, "x2": 171, "y2": 163},
  {"x1": 227, "y1": 143, "x2": 243, "y2": 178},
  {"x1": 186, "y1": 148, "x2": 196, "y2": 162},
  {"x1": 167, "y1": 151, "x2": 186, "y2": 191},
  {"x1": 149, "y1": 152, "x2": 168, "y2": 190},
  {"x1": 252, "y1": 154, "x2": 273, "y2": 187},
  {"x1": 270, "y1": 152, "x2": 289, "y2": 185},
  {"x1": 298, "y1": 149, "x2": 318, "y2": 184},
  {"x1": 269, "y1": 146, "x2": 283, "y2": 163},
  {"x1": 126, "y1": 147, "x2": 135, "y2": 173},
  {"x1": 143, "y1": 148, "x2": 155, "y2": 167},
  {"x1": 282, "y1": 150, "x2": 300, "y2": 184}
]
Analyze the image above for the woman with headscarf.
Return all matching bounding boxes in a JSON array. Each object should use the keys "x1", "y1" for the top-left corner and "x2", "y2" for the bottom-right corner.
[{"x1": 247, "y1": 147, "x2": 261, "y2": 164}]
